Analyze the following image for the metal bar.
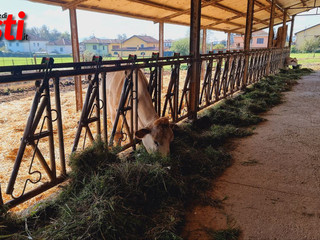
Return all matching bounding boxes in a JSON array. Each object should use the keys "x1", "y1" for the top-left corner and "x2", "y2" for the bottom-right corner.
[
  {"x1": 130, "y1": 71, "x2": 134, "y2": 149},
  {"x1": 189, "y1": 0, "x2": 201, "y2": 120},
  {"x1": 134, "y1": 68, "x2": 139, "y2": 150},
  {"x1": 157, "y1": 66, "x2": 162, "y2": 115},
  {"x1": 44, "y1": 81, "x2": 56, "y2": 180},
  {"x1": 6, "y1": 91, "x2": 42, "y2": 195},
  {"x1": 54, "y1": 77, "x2": 66, "y2": 176},
  {"x1": 72, "y1": 79, "x2": 93, "y2": 152},
  {"x1": 30, "y1": 143, "x2": 54, "y2": 181},
  {"x1": 101, "y1": 72, "x2": 108, "y2": 143},
  {"x1": 30, "y1": 97, "x2": 48, "y2": 134},
  {"x1": 0, "y1": 184, "x2": 3, "y2": 206},
  {"x1": 69, "y1": 7, "x2": 83, "y2": 111},
  {"x1": 4, "y1": 175, "x2": 66, "y2": 209},
  {"x1": 95, "y1": 74, "x2": 101, "y2": 138},
  {"x1": 85, "y1": 126, "x2": 94, "y2": 143}
]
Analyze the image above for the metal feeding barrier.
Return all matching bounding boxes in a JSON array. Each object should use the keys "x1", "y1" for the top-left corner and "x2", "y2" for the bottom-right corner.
[{"x1": 0, "y1": 48, "x2": 289, "y2": 209}]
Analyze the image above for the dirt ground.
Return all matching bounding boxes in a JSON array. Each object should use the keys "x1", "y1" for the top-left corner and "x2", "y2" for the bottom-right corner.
[{"x1": 183, "y1": 71, "x2": 320, "y2": 240}]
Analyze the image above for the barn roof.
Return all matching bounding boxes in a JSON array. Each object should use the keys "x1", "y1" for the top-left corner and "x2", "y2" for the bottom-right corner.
[
  {"x1": 295, "y1": 23, "x2": 320, "y2": 35},
  {"x1": 29, "y1": 0, "x2": 320, "y2": 34},
  {"x1": 125, "y1": 35, "x2": 159, "y2": 43},
  {"x1": 82, "y1": 37, "x2": 121, "y2": 44}
]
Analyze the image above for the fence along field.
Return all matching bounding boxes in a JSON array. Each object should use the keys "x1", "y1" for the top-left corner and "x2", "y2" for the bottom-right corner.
[{"x1": 0, "y1": 49, "x2": 287, "y2": 210}]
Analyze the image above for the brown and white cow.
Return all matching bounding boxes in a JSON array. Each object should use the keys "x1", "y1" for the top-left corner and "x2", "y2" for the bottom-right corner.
[
  {"x1": 285, "y1": 56, "x2": 299, "y2": 69},
  {"x1": 106, "y1": 70, "x2": 174, "y2": 156}
]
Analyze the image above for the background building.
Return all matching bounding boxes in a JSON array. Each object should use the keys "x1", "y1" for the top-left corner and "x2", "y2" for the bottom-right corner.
[
  {"x1": 231, "y1": 30, "x2": 268, "y2": 49},
  {"x1": 295, "y1": 23, "x2": 320, "y2": 50}
]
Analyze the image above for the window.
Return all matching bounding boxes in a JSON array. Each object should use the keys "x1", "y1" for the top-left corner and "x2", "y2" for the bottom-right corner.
[
  {"x1": 16, "y1": 43, "x2": 19, "y2": 46},
  {"x1": 141, "y1": 44, "x2": 144, "y2": 48},
  {"x1": 103, "y1": 46, "x2": 105, "y2": 50},
  {"x1": 93, "y1": 45, "x2": 97, "y2": 50},
  {"x1": 114, "y1": 52, "x2": 118, "y2": 55},
  {"x1": 112, "y1": 45, "x2": 120, "y2": 50},
  {"x1": 141, "y1": 52, "x2": 145, "y2": 56},
  {"x1": 236, "y1": 43, "x2": 240, "y2": 47},
  {"x1": 9, "y1": 43, "x2": 12, "y2": 47},
  {"x1": 257, "y1": 38, "x2": 264, "y2": 44},
  {"x1": 37, "y1": 43, "x2": 39, "y2": 46},
  {"x1": 33, "y1": 43, "x2": 36, "y2": 46},
  {"x1": 60, "y1": 47, "x2": 63, "y2": 52}
]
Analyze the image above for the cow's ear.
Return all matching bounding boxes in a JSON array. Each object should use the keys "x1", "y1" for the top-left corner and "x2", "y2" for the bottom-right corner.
[{"x1": 135, "y1": 128, "x2": 151, "y2": 139}]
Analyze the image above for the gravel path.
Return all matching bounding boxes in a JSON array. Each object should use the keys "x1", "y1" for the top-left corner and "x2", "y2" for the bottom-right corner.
[{"x1": 183, "y1": 71, "x2": 320, "y2": 240}]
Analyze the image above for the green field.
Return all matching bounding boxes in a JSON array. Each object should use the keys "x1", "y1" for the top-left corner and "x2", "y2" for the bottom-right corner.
[
  {"x1": 290, "y1": 53, "x2": 320, "y2": 64},
  {"x1": 1, "y1": 53, "x2": 319, "y2": 69},
  {"x1": 0, "y1": 57, "x2": 118, "y2": 66}
]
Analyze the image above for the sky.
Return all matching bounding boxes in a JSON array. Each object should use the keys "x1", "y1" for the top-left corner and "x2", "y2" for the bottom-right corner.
[{"x1": 1, "y1": 0, "x2": 320, "y2": 42}]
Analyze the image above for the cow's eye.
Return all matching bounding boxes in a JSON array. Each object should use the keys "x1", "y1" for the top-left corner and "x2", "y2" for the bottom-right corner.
[{"x1": 154, "y1": 141, "x2": 159, "y2": 147}]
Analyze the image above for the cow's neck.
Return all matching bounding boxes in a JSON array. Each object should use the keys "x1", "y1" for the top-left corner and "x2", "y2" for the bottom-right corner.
[{"x1": 136, "y1": 70, "x2": 159, "y2": 128}]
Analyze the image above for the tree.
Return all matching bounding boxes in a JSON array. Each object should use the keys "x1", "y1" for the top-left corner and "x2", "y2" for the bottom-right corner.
[
  {"x1": 117, "y1": 34, "x2": 127, "y2": 42},
  {"x1": 213, "y1": 43, "x2": 225, "y2": 50},
  {"x1": 26, "y1": 25, "x2": 70, "y2": 41},
  {"x1": 171, "y1": 38, "x2": 189, "y2": 55},
  {"x1": 302, "y1": 37, "x2": 320, "y2": 53}
]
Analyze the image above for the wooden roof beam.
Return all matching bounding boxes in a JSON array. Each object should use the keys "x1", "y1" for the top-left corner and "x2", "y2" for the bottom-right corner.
[
  {"x1": 300, "y1": 0, "x2": 307, "y2": 6},
  {"x1": 254, "y1": 0, "x2": 283, "y2": 20},
  {"x1": 129, "y1": 0, "x2": 183, "y2": 12},
  {"x1": 62, "y1": 0, "x2": 88, "y2": 10},
  {"x1": 208, "y1": 2, "x2": 269, "y2": 25},
  {"x1": 160, "y1": 0, "x2": 223, "y2": 21}
]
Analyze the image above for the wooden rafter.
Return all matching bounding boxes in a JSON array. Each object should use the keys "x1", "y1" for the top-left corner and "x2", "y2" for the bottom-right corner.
[
  {"x1": 255, "y1": 0, "x2": 283, "y2": 20},
  {"x1": 159, "y1": 0, "x2": 223, "y2": 21},
  {"x1": 300, "y1": 0, "x2": 307, "y2": 6},
  {"x1": 207, "y1": 2, "x2": 269, "y2": 25},
  {"x1": 129, "y1": 0, "x2": 183, "y2": 12},
  {"x1": 62, "y1": 0, "x2": 87, "y2": 10}
]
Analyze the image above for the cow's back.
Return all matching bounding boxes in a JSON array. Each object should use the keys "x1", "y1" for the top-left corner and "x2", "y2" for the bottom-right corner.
[{"x1": 106, "y1": 70, "x2": 158, "y2": 129}]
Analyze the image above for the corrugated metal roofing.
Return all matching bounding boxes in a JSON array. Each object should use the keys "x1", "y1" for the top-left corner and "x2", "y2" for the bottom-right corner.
[{"x1": 29, "y1": 0, "x2": 320, "y2": 34}]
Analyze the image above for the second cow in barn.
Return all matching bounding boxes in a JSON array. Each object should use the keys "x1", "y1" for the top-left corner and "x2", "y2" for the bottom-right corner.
[
  {"x1": 106, "y1": 70, "x2": 174, "y2": 156},
  {"x1": 285, "y1": 56, "x2": 299, "y2": 69}
]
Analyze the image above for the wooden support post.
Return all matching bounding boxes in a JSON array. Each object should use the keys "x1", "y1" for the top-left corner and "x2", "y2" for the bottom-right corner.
[
  {"x1": 227, "y1": 32, "x2": 231, "y2": 51},
  {"x1": 280, "y1": 9, "x2": 288, "y2": 67},
  {"x1": 242, "y1": 0, "x2": 254, "y2": 88},
  {"x1": 189, "y1": 0, "x2": 201, "y2": 120},
  {"x1": 266, "y1": 0, "x2": 275, "y2": 75},
  {"x1": 201, "y1": 28, "x2": 207, "y2": 81},
  {"x1": 69, "y1": 7, "x2": 83, "y2": 111},
  {"x1": 159, "y1": 22, "x2": 164, "y2": 57},
  {"x1": 159, "y1": 22, "x2": 164, "y2": 88},
  {"x1": 202, "y1": 28, "x2": 207, "y2": 54},
  {"x1": 289, "y1": 15, "x2": 295, "y2": 49},
  {"x1": 282, "y1": 9, "x2": 288, "y2": 48}
]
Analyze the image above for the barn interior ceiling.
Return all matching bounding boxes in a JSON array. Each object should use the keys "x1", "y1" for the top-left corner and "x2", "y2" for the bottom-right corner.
[{"x1": 29, "y1": 0, "x2": 320, "y2": 34}]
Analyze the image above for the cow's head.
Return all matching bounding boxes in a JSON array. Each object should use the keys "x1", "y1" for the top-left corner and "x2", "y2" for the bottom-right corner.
[
  {"x1": 290, "y1": 57, "x2": 298, "y2": 67},
  {"x1": 135, "y1": 117, "x2": 174, "y2": 157},
  {"x1": 286, "y1": 57, "x2": 298, "y2": 67}
]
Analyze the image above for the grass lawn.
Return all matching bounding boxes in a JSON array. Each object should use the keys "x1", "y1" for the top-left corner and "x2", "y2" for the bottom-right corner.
[
  {"x1": 0, "y1": 56, "x2": 118, "y2": 66},
  {"x1": 290, "y1": 53, "x2": 320, "y2": 70}
]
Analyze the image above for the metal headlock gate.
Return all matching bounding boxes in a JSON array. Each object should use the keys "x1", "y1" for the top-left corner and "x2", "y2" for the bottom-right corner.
[{"x1": 0, "y1": 48, "x2": 289, "y2": 209}]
